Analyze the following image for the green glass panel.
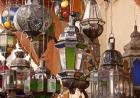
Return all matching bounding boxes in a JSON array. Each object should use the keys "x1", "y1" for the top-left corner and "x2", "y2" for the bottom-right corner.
[
  {"x1": 66, "y1": 47, "x2": 75, "y2": 70},
  {"x1": 56, "y1": 80, "x2": 61, "y2": 93},
  {"x1": 7, "y1": 36, "x2": 14, "y2": 45},
  {"x1": 31, "y1": 80, "x2": 37, "y2": 91},
  {"x1": 76, "y1": 43, "x2": 87, "y2": 49}
]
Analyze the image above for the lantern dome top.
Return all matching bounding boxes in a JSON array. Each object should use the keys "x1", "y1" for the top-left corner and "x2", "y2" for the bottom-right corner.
[
  {"x1": 101, "y1": 37, "x2": 123, "y2": 67},
  {"x1": 123, "y1": 25, "x2": 140, "y2": 57}
]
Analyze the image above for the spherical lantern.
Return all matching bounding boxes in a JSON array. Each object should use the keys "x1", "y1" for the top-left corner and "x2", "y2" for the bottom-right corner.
[
  {"x1": 14, "y1": 0, "x2": 52, "y2": 36},
  {"x1": 1, "y1": 5, "x2": 19, "y2": 30}
]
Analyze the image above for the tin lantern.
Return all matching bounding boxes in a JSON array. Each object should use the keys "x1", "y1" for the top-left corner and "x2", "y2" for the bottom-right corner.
[
  {"x1": 13, "y1": 0, "x2": 52, "y2": 36},
  {"x1": 0, "y1": 30, "x2": 16, "y2": 59},
  {"x1": 10, "y1": 50, "x2": 30, "y2": 90},
  {"x1": 89, "y1": 36, "x2": 131, "y2": 98},
  {"x1": 55, "y1": 15, "x2": 89, "y2": 96},
  {"x1": 123, "y1": 25, "x2": 140, "y2": 97},
  {"x1": 80, "y1": 0, "x2": 105, "y2": 41}
]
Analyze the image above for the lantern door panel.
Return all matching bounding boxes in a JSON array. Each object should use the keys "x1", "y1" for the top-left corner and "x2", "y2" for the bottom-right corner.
[{"x1": 132, "y1": 59, "x2": 140, "y2": 86}]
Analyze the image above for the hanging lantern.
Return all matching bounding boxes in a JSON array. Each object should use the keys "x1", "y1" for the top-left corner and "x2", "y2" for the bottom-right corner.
[
  {"x1": 123, "y1": 25, "x2": 140, "y2": 97},
  {"x1": 101, "y1": 37, "x2": 123, "y2": 66},
  {"x1": 0, "y1": 30, "x2": 17, "y2": 59},
  {"x1": 13, "y1": 0, "x2": 52, "y2": 36},
  {"x1": 1, "y1": 3, "x2": 19, "y2": 31},
  {"x1": 10, "y1": 50, "x2": 30, "y2": 90},
  {"x1": 55, "y1": 15, "x2": 89, "y2": 95},
  {"x1": 80, "y1": 0, "x2": 105, "y2": 41},
  {"x1": 0, "y1": 62, "x2": 9, "y2": 92},
  {"x1": 89, "y1": 36, "x2": 131, "y2": 98}
]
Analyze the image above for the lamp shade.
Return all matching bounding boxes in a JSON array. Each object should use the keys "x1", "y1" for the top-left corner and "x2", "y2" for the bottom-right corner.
[{"x1": 80, "y1": 0, "x2": 105, "y2": 41}]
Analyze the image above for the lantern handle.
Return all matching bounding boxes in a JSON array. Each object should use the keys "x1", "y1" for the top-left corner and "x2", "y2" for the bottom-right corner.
[{"x1": 108, "y1": 36, "x2": 115, "y2": 50}]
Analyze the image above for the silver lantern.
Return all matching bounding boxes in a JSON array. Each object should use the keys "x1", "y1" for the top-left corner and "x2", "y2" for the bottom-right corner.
[
  {"x1": 55, "y1": 15, "x2": 89, "y2": 96},
  {"x1": 80, "y1": 0, "x2": 105, "y2": 41},
  {"x1": 10, "y1": 50, "x2": 30, "y2": 90},
  {"x1": 123, "y1": 25, "x2": 140, "y2": 97},
  {"x1": 14, "y1": 0, "x2": 52, "y2": 36},
  {"x1": 89, "y1": 36, "x2": 131, "y2": 98}
]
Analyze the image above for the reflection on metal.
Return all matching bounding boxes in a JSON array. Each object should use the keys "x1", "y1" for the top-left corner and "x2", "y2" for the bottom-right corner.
[
  {"x1": 89, "y1": 36, "x2": 132, "y2": 98},
  {"x1": 123, "y1": 25, "x2": 140, "y2": 96}
]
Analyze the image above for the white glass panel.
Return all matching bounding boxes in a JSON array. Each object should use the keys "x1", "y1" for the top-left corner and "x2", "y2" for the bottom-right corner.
[
  {"x1": 59, "y1": 48, "x2": 66, "y2": 71},
  {"x1": 75, "y1": 49, "x2": 83, "y2": 70}
]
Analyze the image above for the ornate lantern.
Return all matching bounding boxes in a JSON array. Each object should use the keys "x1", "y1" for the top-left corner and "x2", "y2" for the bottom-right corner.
[
  {"x1": 80, "y1": 0, "x2": 105, "y2": 41},
  {"x1": 89, "y1": 36, "x2": 131, "y2": 98},
  {"x1": 0, "y1": 30, "x2": 17, "y2": 59},
  {"x1": 55, "y1": 15, "x2": 89, "y2": 96},
  {"x1": 13, "y1": 0, "x2": 52, "y2": 36},
  {"x1": 123, "y1": 25, "x2": 140, "y2": 97},
  {"x1": 10, "y1": 49, "x2": 30, "y2": 90},
  {"x1": 1, "y1": 2, "x2": 19, "y2": 31}
]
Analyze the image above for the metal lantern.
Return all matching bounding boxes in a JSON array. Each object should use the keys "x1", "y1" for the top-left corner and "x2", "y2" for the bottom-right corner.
[
  {"x1": 0, "y1": 30, "x2": 17, "y2": 59},
  {"x1": 1, "y1": 4, "x2": 19, "y2": 31},
  {"x1": 10, "y1": 50, "x2": 30, "y2": 90},
  {"x1": 0, "y1": 63, "x2": 9, "y2": 92},
  {"x1": 80, "y1": 0, "x2": 105, "y2": 41},
  {"x1": 55, "y1": 15, "x2": 89, "y2": 96},
  {"x1": 89, "y1": 36, "x2": 131, "y2": 98},
  {"x1": 123, "y1": 25, "x2": 140, "y2": 97},
  {"x1": 13, "y1": 0, "x2": 52, "y2": 36}
]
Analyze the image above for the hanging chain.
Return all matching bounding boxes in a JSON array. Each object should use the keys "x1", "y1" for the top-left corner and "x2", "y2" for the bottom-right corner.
[
  {"x1": 134, "y1": 4, "x2": 137, "y2": 25},
  {"x1": 110, "y1": 0, "x2": 114, "y2": 37},
  {"x1": 42, "y1": 0, "x2": 45, "y2": 55}
]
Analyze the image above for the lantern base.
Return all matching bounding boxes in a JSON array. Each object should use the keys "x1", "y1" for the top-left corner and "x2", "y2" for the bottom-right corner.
[{"x1": 58, "y1": 71, "x2": 89, "y2": 94}]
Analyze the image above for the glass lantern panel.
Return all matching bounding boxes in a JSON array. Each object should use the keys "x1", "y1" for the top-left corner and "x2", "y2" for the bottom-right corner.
[
  {"x1": 59, "y1": 47, "x2": 66, "y2": 70},
  {"x1": 7, "y1": 35, "x2": 15, "y2": 46},
  {"x1": 75, "y1": 49, "x2": 83, "y2": 70},
  {"x1": 66, "y1": 47, "x2": 76, "y2": 70},
  {"x1": 0, "y1": 35, "x2": 7, "y2": 46}
]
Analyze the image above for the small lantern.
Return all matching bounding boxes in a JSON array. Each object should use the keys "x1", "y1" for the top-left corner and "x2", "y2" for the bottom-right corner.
[
  {"x1": 1, "y1": 3, "x2": 19, "y2": 31},
  {"x1": 0, "y1": 30, "x2": 16, "y2": 59},
  {"x1": 80, "y1": 0, "x2": 105, "y2": 41},
  {"x1": 55, "y1": 15, "x2": 90, "y2": 95},
  {"x1": 123, "y1": 25, "x2": 140, "y2": 97},
  {"x1": 10, "y1": 50, "x2": 30, "y2": 90},
  {"x1": 89, "y1": 36, "x2": 131, "y2": 98}
]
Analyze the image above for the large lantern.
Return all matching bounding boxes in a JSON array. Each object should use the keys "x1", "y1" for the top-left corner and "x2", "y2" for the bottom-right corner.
[
  {"x1": 55, "y1": 15, "x2": 89, "y2": 95},
  {"x1": 89, "y1": 36, "x2": 131, "y2": 98},
  {"x1": 0, "y1": 30, "x2": 17, "y2": 59},
  {"x1": 80, "y1": 0, "x2": 105, "y2": 41},
  {"x1": 13, "y1": 0, "x2": 52, "y2": 36},
  {"x1": 123, "y1": 25, "x2": 140, "y2": 97}
]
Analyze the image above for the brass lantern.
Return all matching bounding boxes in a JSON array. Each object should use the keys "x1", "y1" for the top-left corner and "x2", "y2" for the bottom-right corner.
[
  {"x1": 89, "y1": 36, "x2": 131, "y2": 98},
  {"x1": 55, "y1": 15, "x2": 89, "y2": 95},
  {"x1": 0, "y1": 30, "x2": 16, "y2": 59}
]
